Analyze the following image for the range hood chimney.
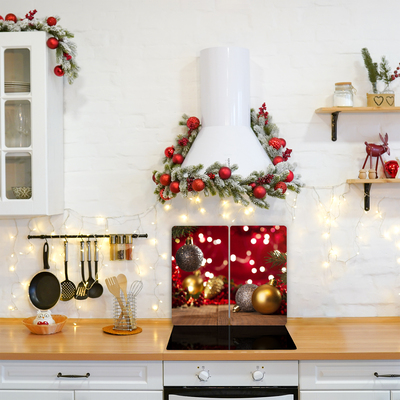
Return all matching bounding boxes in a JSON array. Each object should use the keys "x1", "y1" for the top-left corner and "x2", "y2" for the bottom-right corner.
[{"x1": 182, "y1": 47, "x2": 272, "y2": 176}]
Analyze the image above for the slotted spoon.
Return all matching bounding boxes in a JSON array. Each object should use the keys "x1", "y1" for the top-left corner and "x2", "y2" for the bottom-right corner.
[{"x1": 60, "y1": 241, "x2": 76, "y2": 301}]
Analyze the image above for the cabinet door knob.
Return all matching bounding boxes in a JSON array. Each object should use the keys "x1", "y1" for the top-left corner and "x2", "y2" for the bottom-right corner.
[
  {"x1": 252, "y1": 370, "x2": 264, "y2": 381},
  {"x1": 374, "y1": 372, "x2": 400, "y2": 378},
  {"x1": 57, "y1": 372, "x2": 90, "y2": 378},
  {"x1": 197, "y1": 370, "x2": 211, "y2": 381}
]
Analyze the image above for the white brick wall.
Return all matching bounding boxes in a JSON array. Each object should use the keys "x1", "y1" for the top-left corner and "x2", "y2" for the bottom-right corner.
[{"x1": 1, "y1": 0, "x2": 400, "y2": 319}]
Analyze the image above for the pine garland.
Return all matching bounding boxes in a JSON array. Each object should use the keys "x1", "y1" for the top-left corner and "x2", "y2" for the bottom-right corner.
[
  {"x1": 361, "y1": 48, "x2": 379, "y2": 92},
  {"x1": 153, "y1": 103, "x2": 304, "y2": 210},
  {"x1": 0, "y1": 11, "x2": 79, "y2": 84}
]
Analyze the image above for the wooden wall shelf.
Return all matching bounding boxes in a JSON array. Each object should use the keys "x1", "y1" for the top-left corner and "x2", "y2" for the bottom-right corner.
[
  {"x1": 346, "y1": 178, "x2": 400, "y2": 211},
  {"x1": 315, "y1": 107, "x2": 400, "y2": 141}
]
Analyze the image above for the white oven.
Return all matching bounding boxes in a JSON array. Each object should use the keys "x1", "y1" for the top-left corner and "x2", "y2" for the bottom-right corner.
[{"x1": 164, "y1": 361, "x2": 298, "y2": 400}]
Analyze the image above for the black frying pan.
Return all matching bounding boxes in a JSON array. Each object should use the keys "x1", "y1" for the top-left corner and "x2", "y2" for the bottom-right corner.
[{"x1": 28, "y1": 242, "x2": 61, "y2": 310}]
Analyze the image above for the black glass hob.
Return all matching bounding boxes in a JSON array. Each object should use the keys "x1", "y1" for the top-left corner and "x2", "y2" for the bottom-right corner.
[{"x1": 167, "y1": 325, "x2": 296, "y2": 350}]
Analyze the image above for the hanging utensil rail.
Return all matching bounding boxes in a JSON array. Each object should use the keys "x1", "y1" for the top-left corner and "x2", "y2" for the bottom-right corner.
[{"x1": 27, "y1": 233, "x2": 148, "y2": 239}]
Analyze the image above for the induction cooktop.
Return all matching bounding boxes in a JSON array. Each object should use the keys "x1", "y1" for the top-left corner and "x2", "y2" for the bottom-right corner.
[{"x1": 166, "y1": 325, "x2": 296, "y2": 350}]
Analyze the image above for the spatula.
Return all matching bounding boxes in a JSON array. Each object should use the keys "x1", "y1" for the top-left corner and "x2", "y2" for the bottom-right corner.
[
  {"x1": 60, "y1": 241, "x2": 76, "y2": 301},
  {"x1": 105, "y1": 276, "x2": 130, "y2": 327},
  {"x1": 117, "y1": 274, "x2": 128, "y2": 302}
]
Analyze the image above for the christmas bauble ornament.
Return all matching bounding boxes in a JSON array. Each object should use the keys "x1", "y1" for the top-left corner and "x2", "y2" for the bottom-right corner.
[
  {"x1": 204, "y1": 275, "x2": 224, "y2": 299},
  {"x1": 285, "y1": 170, "x2": 294, "y2": 182},
  {"x1": 385, "y1": 160, "x2": 399, "y2": 178},
  {"x1": 268, "y1": 137, "x2": 282, "y2": 150},
  {"x1": 175, "y1": 237, "x2": 204, "y2": 272},
  {"x1": 170, "y1": 181, "x2": 180, "y2": 193},
  {"x1": 5, "y1": 13, "x2": 17, "y2": 23},
  {"x1": 182, "y1": 271, "x2": 203, "y2": 295},
  {"x1": 159, "y1": 188, "x2": 171, "y2": 201},
  {"x1": 192, "y1": 179, "x2": 205, "y2": 192},
  {"x1": 219, "y1": 167, "x2": 231, "y2": 180},
  {"x1": 159, "y1": 173, "x2": 171, "y2": 186},
  {"x1": 47, "y1": 16, "x2": 57, "y2": 26},
  {"x1": 253, "y1": 185, "x2": 266, "y2": 199},
  {"x1": 152, "y1": 174, "x2": 158, "y2": 184},
  {"x1": 187, "y1": 116, "x2": 200, "y2": 131},
  {"x1": 280, "y1": 138, "x2": 286, "y2": 148},
  {"x1": 47, "y1": 37, "x2": 59, "y2": 49},
  {"x1": 164, "y1": 146, "x2": 175, "y2": 158},
  {"x1": 172, "y1": 153, "x2": 184, "y2": 164},
  {"x1": 274, "y1": 182, "x2": 287, "y2": 193},
  {"x1": 0, "y1": 16, "x2": 4, "y2": 21},
  {"x1": 252, "y1": 279, "x2": 282, "y2": 314},
  {"x1": 249, "y1": 182, "x2": 256, "y2": 188},
  {"x1": 54, "y1": 65, "x2": 64, "y2": 77},
  {"x1": 273, "y1": 156, "x2": 283, "y2": 165},
  {"x1": 235, "y1": 283, "x2": 257, "y2": 312}
]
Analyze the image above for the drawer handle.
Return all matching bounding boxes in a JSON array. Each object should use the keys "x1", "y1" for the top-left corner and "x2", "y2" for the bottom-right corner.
[
  {"x1": 57, "y1": 373, "x2": 90, "y2": 379},
  {"x1": 374, "y1": 372, "x2": 400, "y2": 378}
]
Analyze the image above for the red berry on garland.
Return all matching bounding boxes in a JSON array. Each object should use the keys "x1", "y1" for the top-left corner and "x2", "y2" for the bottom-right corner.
[
  {"x1": 178, "y1": 137, "x2": 188, "y2": 146},
  {"x1": 192, "y1": 179, "x2": 205, "y2": 192},
  {"x1": 54, "y1": 65, "x2": 64, "y2": 77},
  {"x1": 164, "y1": 146, "x2": 175, "y2": 158},
  {"x1": 159, "y1": 173, "x2": 171, "y2": 186},
  {"x1": 47, "y1": 16, "x2": 57, "y2": 26},
  {"x1": 63, "y1": 52, "x2": 72, "y2": 61},
  {"x1": 219, "y1": 167, "x2": 232, "y2": 180},
  {"x1": 160, "y1": 189, "x2": 171, "y2": 201},
  {"x1": 207, "y1": 173, "x2": 215, "y2": 180},
  {"x1": 268, "y1": 137, "x2": 282, "y2": 150},
  {"x1": 280, "y1": 138, "x2": 286, "y2": 148},
  {"x1": 46, "y1": 37, "x2": 59, "y2": 49},
  {"x1": 187, "y1": 116, "x2": 200, "y2": 131},
  {"x1": 285, "y1": 170, "x2": 294, "y2": 182},
  {"x1": 5, "y1": 13, "x2": 17, "y2": 22},
  {"x1": 172, "y1": 153, "x2": 184, "y2": 164},
  {"x1": 274, "y1": 182, "x2": 287, "y2": 194},
  {"x1": 170, "y1": 181, "x2": 181, "y2": 193},
  {"x1": 253, "y1": 186, "x2": 267, "y2": 199},
  {"x1": 273, "y1": 156, "x2": 283, "y2": 165}
]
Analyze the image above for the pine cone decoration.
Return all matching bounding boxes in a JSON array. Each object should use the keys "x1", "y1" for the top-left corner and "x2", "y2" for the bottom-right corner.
[
  {"x1": 256, "y1": 174, "x2": 274, "y2": 185},
  {"x1": 268, "y1": 137, "x2": 282, "y2": 150}
]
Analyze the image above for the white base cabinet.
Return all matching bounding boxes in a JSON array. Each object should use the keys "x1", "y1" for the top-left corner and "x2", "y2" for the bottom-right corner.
[
  {"x1": 0, "y1": 360, "x2": 163, "y2": 400},
  {"x1": 300, "y1": 360, "x2": 400, "y2": 400},
  {"x1": 0, "y1": 391, "x2": 73, "y2": 400}
]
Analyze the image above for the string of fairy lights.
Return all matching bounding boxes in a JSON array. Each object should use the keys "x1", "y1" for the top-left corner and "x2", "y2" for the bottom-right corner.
[{"x1": 4, "y1": 181, "x2": 400, "y2": 316}]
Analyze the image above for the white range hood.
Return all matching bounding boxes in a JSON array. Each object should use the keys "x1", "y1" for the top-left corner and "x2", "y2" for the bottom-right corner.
[{"x1": 182, "y1": 46, "x2": 272, "y2": 177}]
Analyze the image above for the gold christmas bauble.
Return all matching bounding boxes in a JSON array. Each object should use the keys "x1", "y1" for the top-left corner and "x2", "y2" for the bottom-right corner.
[
  {"x1": 203, "y1": 275, "x2": 224, "y2": 299},
  {"x1": 251, "y1": 280, "x2": 282, "y2": 314},
  {"x1": 182, "y1": 271, "x2": 203, "y2": 295}
]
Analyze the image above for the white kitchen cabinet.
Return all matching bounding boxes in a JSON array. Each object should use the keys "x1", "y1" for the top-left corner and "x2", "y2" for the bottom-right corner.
[
  {"x1": 0, "y1": 31, "x2": 63, "y2": 216},
  {"x1": 300, "y1": 360, "x2": 400, "y2": 400},
  {"x1": 0, "y1": 391, "x2": 73, "y2": 400},
  {"x1": 300, "y1": 390, "x2": 389, "y2": 400},
  {"x1": 76, "y1": 391, "x2": 163, "y2": 400},
  {"x1": 0, "y1": 360, "x2": 162, "y2": 399}
]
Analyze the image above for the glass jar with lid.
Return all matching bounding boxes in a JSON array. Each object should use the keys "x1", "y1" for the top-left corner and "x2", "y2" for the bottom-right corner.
[{"x1": 333, "y1": 82, "x2": 355, "y2": 107}]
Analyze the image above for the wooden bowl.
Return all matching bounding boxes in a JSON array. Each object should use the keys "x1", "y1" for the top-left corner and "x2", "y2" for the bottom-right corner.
[{"x1": 22, "y1": 315, "x2": 67, "y2": 335}]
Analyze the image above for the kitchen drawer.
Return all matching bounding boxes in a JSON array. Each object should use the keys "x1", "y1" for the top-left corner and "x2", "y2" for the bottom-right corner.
[
  {"x1": 0, "y1": 360, "x2": 162, "y2": 390},
  {"x1": 300, "y1": 360, "x2": 400, "y2": 390},
  {"x1": 164, "y1": 360, "x2": 298, "y2": 386},
  {"x1": 0, "y1": 391, "x2": 74, "y2": 400},
  {"x1": 76, "y1": 390, "x2": 163, "y2": 400},
  {"x1": 300, "y1": 391, "x2": 389, "y2": 400}
]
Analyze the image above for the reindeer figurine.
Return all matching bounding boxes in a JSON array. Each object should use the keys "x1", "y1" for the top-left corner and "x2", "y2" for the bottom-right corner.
[{"x1": 362, "y1": 133, "x2": 390, "y2": 179}]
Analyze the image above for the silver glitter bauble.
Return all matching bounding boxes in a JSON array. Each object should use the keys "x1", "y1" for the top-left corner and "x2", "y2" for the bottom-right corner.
[
  {"x1": 175, "y1": 238, "x2": 204, "y2": 272},
  {"x1": 235, "y1": 283, "x2": 258, "y2": 312}
]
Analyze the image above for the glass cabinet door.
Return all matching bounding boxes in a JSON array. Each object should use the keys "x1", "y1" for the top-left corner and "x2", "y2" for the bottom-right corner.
[
  {"x1": 5, "y1": 153, "x2": 32, "y2": 199},
  {"x1": 5, "y1": 100, "x2": 31, "y2": 148},
  {"x1": 4, "y1": 48, "x2": 30, "y2": 93}
]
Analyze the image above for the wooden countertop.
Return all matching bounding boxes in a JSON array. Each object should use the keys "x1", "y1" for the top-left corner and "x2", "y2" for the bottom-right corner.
[{"x1": 1, "y1": 317, "x2": 400, "y2": 361}]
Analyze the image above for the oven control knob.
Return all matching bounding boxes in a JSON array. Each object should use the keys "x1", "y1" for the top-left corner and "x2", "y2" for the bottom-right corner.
[
  {"x1": 197, "y1": 370, "x2": 211, "y2": 381},
  {"x1": 252, "y1": 370, "x2": 264, "y2": 381}
]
